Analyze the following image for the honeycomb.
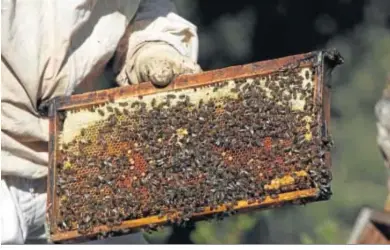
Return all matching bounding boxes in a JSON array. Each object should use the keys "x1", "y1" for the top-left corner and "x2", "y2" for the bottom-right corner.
[{"x1": 51, "y1": 66, "x2": 333, "y2": 242}]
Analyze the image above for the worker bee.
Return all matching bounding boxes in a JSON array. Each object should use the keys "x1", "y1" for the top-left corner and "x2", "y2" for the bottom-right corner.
[
  {"x1": 119, "y1": 102, "x2": 128, "y2": 107},
  {"x1": 131, "y1": 101, "x2": 140, "y2": 108},
  {"x1": 114, "y1": 107, "x2": 122, "y2": 115},
  {"x1": 230, "y1": 87, "x2": 239, "y2": 93},
  {"x1": 107, "y1": 114, "x2": 117, "y2": 126},
  {"x1": 97, "y1": 109, "x2": 105, "y2": 116},
  {"x1": 167, "y1": 94, "x2": 176, "y2": 99},
  {"x1": 306, "y1": 82, "x2": 312, "y2": 90},
  {"x1": 139, "y1": 102, "x2": 147, "y2": 110},
  {"x1": 106, "y1": 106, "x2": 114, "y2": 112},
  {"x1": 80, "y1": 128, "x2": 86, "y2": 137},
  {"x1": 123, "y1": 108, "x2": 130, "y2": 116}
]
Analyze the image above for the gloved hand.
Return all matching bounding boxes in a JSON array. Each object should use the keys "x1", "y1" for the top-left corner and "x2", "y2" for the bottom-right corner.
[{"x1": 116, "y1": 42, "x2": 202, "y2": 87}]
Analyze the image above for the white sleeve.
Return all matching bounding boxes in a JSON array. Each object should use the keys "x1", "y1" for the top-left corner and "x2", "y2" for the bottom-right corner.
[
  {"x1": 1, "y1": 0, "x2": 137, "y2": 101},
  {"x1": 113, "y1": 0, "x2": 199, "y2": 76},
  {"x1": 60, "y1": 1, "x2": 134, "y2": 95}
]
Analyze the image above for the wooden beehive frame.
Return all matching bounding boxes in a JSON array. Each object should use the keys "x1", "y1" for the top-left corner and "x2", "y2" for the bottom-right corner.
[{"x1": 47, "y1": 49, "x2": 343, "y2": 243}]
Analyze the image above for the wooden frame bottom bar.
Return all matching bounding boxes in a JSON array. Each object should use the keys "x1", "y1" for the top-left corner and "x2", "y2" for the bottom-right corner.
[{"x1": 51, "y1": 188, "x2": 319, "y2": 242}]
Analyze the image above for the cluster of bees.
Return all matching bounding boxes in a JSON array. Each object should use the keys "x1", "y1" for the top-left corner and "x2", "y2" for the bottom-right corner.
[{"x1": 55, "y1": 66, "x2": 333, "y2": 238}]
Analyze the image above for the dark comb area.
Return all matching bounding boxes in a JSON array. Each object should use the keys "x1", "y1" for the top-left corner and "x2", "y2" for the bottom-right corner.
[{"x1": 54, "y1": 66, "x2": 333, "y2": 241}]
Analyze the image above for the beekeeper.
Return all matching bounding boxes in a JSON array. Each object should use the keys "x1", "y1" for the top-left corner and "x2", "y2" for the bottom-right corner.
[{"x1": 1, "y1": 0, "x2": 201, "y2": 244}]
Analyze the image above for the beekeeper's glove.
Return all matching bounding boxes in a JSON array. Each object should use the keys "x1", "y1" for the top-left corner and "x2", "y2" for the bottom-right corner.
[{"x1": 117, "y1": 42, "x2": 202, "y2": 87}]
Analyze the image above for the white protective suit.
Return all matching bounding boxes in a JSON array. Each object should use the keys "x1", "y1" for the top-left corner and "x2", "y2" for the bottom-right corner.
[{"x1": 1, "y1": 0, "x2": 201, "y2": 244}]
